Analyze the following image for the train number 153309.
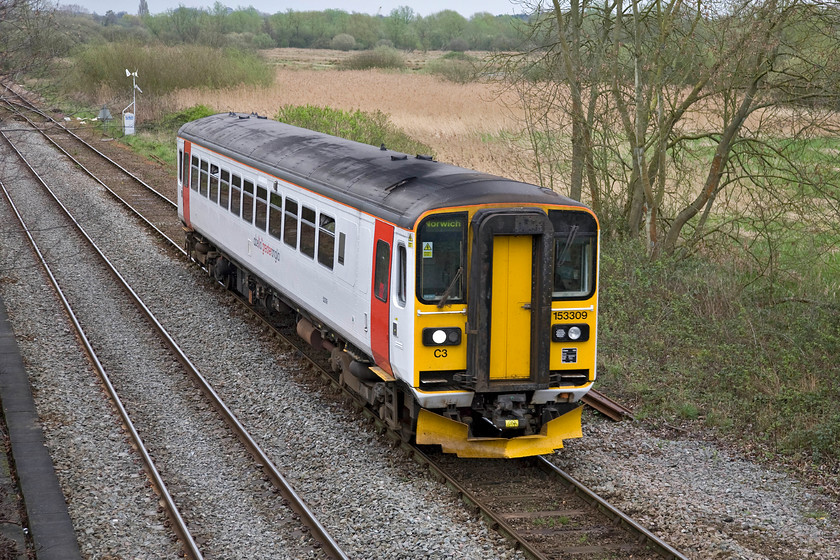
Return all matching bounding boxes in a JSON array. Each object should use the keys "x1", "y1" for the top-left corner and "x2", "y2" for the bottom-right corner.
[{"x1": 553, "y1": 310, "x2": 588, "y2": 321}]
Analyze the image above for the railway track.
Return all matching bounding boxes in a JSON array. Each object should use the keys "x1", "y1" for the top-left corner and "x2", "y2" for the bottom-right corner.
[
  {"x1": 0, "y1": 90, "x2": 684, "y2": 559},
  {"x1": 0, "y1": 112, "x2": 346, "y2": 559}
]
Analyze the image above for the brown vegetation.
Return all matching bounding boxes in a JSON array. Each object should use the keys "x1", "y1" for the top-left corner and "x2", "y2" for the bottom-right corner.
[{"x1": 171, "y1": 49, "x2": 529, "y2": 179}]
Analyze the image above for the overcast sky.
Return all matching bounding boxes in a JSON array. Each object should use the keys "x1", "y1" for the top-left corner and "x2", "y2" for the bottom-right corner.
[{"x1": 69, "y1": 0, "x2": 529, "y2": 18}]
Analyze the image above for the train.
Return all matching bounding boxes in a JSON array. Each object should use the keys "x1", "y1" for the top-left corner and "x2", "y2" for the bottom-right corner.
[{"x1": 176, "y1": 112, "x2": 599, "y2": 458}]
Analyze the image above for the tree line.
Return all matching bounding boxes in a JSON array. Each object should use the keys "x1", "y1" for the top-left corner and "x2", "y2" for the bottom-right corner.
[{"x1": 56, "y1": 3, "x2": 527, "y2": 52}]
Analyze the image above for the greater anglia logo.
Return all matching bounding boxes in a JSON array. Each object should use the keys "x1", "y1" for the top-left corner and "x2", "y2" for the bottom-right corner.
[{"x1": 252, "y1": 236, "x2": 282, "y2": 263}]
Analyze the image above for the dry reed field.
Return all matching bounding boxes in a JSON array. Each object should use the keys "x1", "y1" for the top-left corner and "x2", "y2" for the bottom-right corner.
[{"x1": 172, "y1": 49, "x2": 532, "y2": 179}]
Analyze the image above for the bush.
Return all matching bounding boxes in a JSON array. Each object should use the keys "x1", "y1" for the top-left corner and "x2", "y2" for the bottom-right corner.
[
  {"x1": 157, "y1": 104, "x2": 216, "y2": 131},
  {"x1": 343, "y1": 46, "x2": 405, "y2": 70},
  {"x1": 274, "y1": 104, "x2": 433, "y2": 157},
  {"x1": 426, "y1": 52, "x2": 478, "y2": 83},
  {"x1": 447, "y1": 38, "x2": 469, "y2": 52},
  {"x1": 331, "y1": 33, "x2": 356, "y2": 51}
]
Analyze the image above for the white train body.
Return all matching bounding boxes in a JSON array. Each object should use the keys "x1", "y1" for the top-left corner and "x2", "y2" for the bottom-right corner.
[{"x1": 177, "y1": 113, "x2": 600, "y2": 458}]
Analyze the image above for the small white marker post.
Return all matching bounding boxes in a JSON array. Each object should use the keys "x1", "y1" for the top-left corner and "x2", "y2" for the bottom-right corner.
[{"x1": 122, "y1": 69, "x2": 142, "y2": 135}]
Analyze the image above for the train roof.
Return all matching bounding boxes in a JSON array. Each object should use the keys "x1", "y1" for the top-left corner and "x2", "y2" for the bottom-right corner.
[{"x1": 178, "y1": 113, "x2": 587, "y2": 229}]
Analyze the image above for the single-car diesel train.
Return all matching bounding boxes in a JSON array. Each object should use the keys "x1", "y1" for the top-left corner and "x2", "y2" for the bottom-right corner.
[{"x1": 177, "y1": 113, "x2": 599, "y2": 458}]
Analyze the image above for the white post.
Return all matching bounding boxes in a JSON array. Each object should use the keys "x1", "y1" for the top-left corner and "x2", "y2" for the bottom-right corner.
[{"x1": 122, "y1": 69, "x2": 141, "y2": 135}]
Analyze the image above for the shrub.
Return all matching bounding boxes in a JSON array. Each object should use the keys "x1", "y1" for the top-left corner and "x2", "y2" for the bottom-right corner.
[
  {"x1": 447, "y1": 37, "x2": 469, "y2": 52},
  {"x1": 157, "y1": 104, "x2": 216, "y2": 131},
  {"x1": 331, "y1": 33, "x2": 356, "y2": 51},
  {"x1": 274, "y1": 104, "x2": 433, "y2": 157},
  {"x1": 343, "y1": 46, "x2": 405, "y2": 70},
  {"x1": 426, "y1": 52, "x2": 479, "y2": 83}
]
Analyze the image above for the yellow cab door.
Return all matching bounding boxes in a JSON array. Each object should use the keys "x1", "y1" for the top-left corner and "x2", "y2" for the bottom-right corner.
[
  {"x1": 467, "y1": 209, "x2": 554, "y2": 393},
  {"x1": 489, "y1": 235, "x2": 533, "y2": 380}
]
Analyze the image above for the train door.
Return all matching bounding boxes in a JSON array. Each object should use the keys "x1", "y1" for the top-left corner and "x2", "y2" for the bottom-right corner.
[
  {"x1": 370, "y1": 219, "x2": 395, "y2": 375},
  {"x1": 388, "y1": 237, "x2": 410, "y2": 377},
  {"x1": 467, "y1": 209, "x2": 554, "y2": 392},
  {"x1": 489, "y1": 235, "x2": 532, "y2": 379},
  {"x1": 181, "y1": 141, "x2": 192, "y2": 227}
]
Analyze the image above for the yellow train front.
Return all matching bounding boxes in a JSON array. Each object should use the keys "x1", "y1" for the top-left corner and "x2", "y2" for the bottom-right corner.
[{"x1": 405, "y1": 206, "x2": 598, "y2": 458}]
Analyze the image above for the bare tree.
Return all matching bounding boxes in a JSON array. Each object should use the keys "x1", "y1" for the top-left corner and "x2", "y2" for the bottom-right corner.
[
  {"x1": 0, "y1": 0, "x2": 61, "y2": 81},
  {"x1": 503, "y1": 0, "x2": 840, "y2": 260}
]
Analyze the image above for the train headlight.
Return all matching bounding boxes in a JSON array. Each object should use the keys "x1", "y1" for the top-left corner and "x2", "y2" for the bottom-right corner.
[
  {"x1": 552, "y1": 324, "x2": 589, "y2": 343},
  {"x1": 423, "y1": 327, "x2": 462, "y2": 346}
]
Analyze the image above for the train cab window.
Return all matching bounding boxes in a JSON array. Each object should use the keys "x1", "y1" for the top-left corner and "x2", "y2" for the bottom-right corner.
[
  {"x1": 338, "y1": 232, "x2": 346, "y2": 266},
  {"x1": 317, "y1": 214, "x2": 335, "y2": 269},
  {"x1": 255, "y1": 186, "x2": 268, "y2": 231},
  {"x1": 268, "y1": 193, "x2": 283, "y2": 241},
  {"x1": 242, "y1": 179, "x2": 254, "y2": 224},
  {"x1": 230, "y1": 174, "x2": 242, "y2": 217},
  {"x1": 199, "y1": 160, "x2": 209, "y2": 197},
  {"x1": 219, "y1": 169, "x2": 230, "y2": 210},
  {"x1": 209, "y1": 164, "x2": 219, "y2": 204},
  {"x1": 283, "y1": 198, "x2": 298, "y2": 248},
  {"x1": 190, "y1": 155, "x2": 199, "y2": 191},
  {"x1": 374, "y1": 240, "x2": 391, "y2": 303},
  {"x1": 300, "y1": 206, "x2": 316, "y2": 259},
  {"x1": 417, "y1": 213, "x2": 466, "y2": 305},
  {"x1": 548, "y1": 210, "x2": 598, "y2": 299},
  {"x1": 396, "y1": 243, "x2": 407, "y2": 306}
]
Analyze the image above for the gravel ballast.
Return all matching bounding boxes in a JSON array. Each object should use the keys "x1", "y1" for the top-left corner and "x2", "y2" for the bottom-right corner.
[{"x1": 1, "y1": 116, "x2": 839, "y2": 559}]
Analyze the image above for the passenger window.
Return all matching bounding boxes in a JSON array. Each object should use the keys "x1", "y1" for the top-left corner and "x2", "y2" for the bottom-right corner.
[
  {"x1": 318, "y1": 214, "x2": 335, "y2": 269},
  {"x1": 190, "y1": 155, "x2": 199, "y2": 191},
  {"x1": 219, "y1": 169, "x2": 230, "y2": 210},
  {"x1": 300, "y1": 206, "x2": 316, "y2": 258},
  {"x1": 255, "y1": 185, "x2": 268, "y2": 231},
  {"x1": 242, "y1": 180, "x2": 254, "y2": 224},
  {"x1": 230, "y1": 174, "x2": 242, "y2": 217},
  {"x1": 283, "y1": 198, "x2": 298, "y2": 248},
  {"x1": 268, "y1": 193, "x2": 283, "y2": 241},
  {"x1": 396, "y1": 244, "x2": 407, "y2": 306},
  {"x1": 373, "y1": 240, "x2": 390, "y2": 303},
  {"x1": 338, "y1": 232, "x2": 346, "y2": 266},
  {"x1": 209, "y1": 164, "x2": 219, "y2": 203},
  {"x1": 199, "y1": 160, "x2": 209, "y2": 197}
]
